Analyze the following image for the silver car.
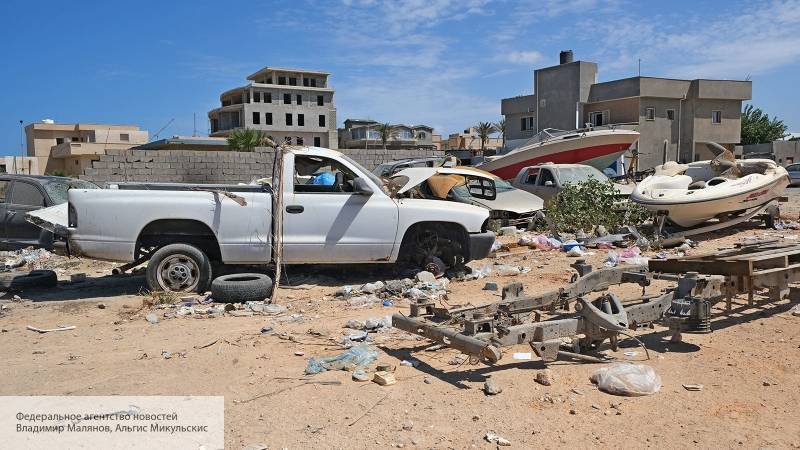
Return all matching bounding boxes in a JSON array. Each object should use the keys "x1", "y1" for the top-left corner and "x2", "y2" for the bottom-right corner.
[{"x1": 785, "y1": 163, "x2": 800, "y2": 186}]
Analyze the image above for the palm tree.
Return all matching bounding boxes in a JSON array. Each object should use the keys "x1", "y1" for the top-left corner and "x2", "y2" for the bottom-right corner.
[
  {"x1": 227, "y1": 128, "x2": 275, "y2": 151},
  {"x1": 475, "y1": 122, "x2": 497, "y2": 156},
  {"x1": 376, "y1": 123, "x2": 398, "y2": 150},
  {"x1": 494, "y1": 118, "x2": 507, "y2": 149}
]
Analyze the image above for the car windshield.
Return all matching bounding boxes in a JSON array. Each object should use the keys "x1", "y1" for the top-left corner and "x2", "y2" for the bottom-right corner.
[
  {"x1": 494, "y1": 178, "x2": 516, "y2": 193},
  {"x1": 44, "y1": 179, "x2": 99, "y2": 204},
  {"x1": 558, "y1": 166, "x2": 609, "y2": 184},
  {"x1": 787, "y1": 164, "x2": 800, "y2": 171}
]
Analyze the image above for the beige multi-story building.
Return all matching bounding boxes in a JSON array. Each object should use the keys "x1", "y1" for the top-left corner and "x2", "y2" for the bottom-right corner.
[
  {"x1": 208, "y1": 67, "x2": 338, "y2": 149},
  {"x1": 24, "y1": 122, "x2": 147, "y2": 176},
  {"x1": 442, "y1": 127, "x2": 503, "y2": 153},
  {"x1": 338, "y1": 119, "x2": 434, "y2": 149},
  {"x1": 501, "y1": 51, "x2": 752, "y2": 170}
]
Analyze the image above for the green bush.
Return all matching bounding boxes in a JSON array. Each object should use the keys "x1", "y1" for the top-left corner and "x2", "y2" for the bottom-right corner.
[{"x1": 545, "y1": 178, "x2": 650, "y2": 233}]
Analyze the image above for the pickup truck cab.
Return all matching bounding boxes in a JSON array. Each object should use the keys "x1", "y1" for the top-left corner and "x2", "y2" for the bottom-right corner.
[{"x1": 31, "y1": 147, "x2": 494, "y2": 293}]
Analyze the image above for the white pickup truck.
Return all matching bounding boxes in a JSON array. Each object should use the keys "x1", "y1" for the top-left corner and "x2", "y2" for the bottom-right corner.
[{"x1": 30, "y1": 147, "x2": 494, "y2": 293}]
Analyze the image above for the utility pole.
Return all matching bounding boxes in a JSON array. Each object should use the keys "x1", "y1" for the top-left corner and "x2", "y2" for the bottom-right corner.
[
  {"x1": 16, "y1": 120, "x2": 24, "y2": 174},
  {"x1": 638, "y1": 59, "x2": 641, "y2": 77},
  {"x1": 193, "y1": 113, "x2": 197, "y2": 137}
]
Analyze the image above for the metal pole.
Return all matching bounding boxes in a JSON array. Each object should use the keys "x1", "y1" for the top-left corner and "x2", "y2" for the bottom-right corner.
[{"x1": 270, "y1": 144, "x2": 285, "y2": 304}]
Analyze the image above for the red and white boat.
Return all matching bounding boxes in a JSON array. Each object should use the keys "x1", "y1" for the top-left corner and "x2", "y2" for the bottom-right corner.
[{"x1": 477, "y1": 128, "x2": 640, "y2": 180}]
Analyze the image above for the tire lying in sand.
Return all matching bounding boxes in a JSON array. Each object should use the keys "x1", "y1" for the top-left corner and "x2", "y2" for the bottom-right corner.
[
  {"x1": 210, "y1": 273, "x2": 274, "y2": 303},
  {"x1": 0, "y1": 270, "x2": 58, "y2": 290}
]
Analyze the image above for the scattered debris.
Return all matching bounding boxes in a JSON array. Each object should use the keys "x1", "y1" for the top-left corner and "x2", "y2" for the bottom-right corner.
[
  {"x1": 352, "y1": 369, "x2": 370, "y2": 382},
  {"x1": 305, "y1": 344, "x2": 379, "y2": 375},
  {"x1": 483, "y1": 282, "x2": 498, "y2": 291},
  {"x1": 483, "y1": 379, "x2": 502, "y2": 395},
  {"x1": 96, "y1": 303, "x2": 107, "y2": 309},
  {"x1": 512, "y1": 352, "x2": 532, "y2": 360},
  {"x1": 535, "y1": 369, "x2": 555, "y2": 386},
  {"x1": 26, "y1": 325, "x2": 76, "y2": 333},
  {"x1": 682, "y1": 384, "x2": 704, "y2": 391},
  {"x1": 591, "y1": 363, "x2": 661, "y2": 396},
  {"x1": 194, "y1": 339, "x2": 219, "y2": 349},
  {"x1": 373, "y1": 371, "x2": 397, "y2": 386},
  {"x1": 399, "y1": 359, "x2": 418, "y2": 367},
  {"x1": 401, "y1": 420, "x2": 413, "y2": 431},
  {"x1": 294, "y1": 351, "x2": 305, "y2": 356},
  {"x1": 145, "y1": 313, "x2": 159, "y2": 324},
  {"x1": 415, "y1": 271, "x2": 437, "y2": 285},
  {"x1": 485, "y1": 432, "x2": 511, "y2": 446}
]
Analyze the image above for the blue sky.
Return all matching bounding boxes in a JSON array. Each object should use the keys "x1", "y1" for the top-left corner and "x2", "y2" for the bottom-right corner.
[{"x1": 1, "y1": 0, "x2": 799, "y2": 154}]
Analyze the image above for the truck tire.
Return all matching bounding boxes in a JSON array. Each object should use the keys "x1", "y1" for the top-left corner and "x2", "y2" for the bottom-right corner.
[
  {"x1": 210, "y1": 273, "x2": 273, "y2": 303},
  {"x1": 0, "y1": 270, "x2": 58, "y2": 290},
  {"x1": 145, "y1": 243, "x2": 212, "y2": 293}
]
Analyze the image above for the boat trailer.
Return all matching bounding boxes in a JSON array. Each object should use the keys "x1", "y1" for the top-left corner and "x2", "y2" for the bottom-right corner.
[{"x1": 392, "y1": 242, "x2": 800, "y2": 365}]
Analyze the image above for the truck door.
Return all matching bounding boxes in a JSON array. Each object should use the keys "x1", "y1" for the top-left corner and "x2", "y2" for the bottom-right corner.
[
  {"x1": 281, "y1": 154, "x2": 399, "y2": 263},
  {"x1": 5, "y1": 180, "x2": 48, "y2": 249}
]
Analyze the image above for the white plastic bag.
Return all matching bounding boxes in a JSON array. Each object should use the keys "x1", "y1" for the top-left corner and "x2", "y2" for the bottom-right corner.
[{"x1": 590, "y1": 363, "x2": 661, "y2": 396}]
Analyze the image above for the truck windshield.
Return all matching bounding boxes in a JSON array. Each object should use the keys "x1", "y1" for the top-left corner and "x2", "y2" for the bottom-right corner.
[
  {"x1": 44, "y1": 179, "x2": 99, "y2": 204},
  {"x1": 339, "y1": 154, "x2": 389, "y2": 195},
  {"x1": 558, "y1": 166, "x2": 609, "y2": 184}
]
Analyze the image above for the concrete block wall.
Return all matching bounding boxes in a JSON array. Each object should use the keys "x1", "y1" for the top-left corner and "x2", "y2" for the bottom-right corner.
[{"x1": 80, "y1": 147, "x2": 445, "y2": 184}]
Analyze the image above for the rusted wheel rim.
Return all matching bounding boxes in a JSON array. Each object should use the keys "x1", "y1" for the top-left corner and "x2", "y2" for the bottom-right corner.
[{"x1": 156, "y1": 255, "x2": 199, "y2": 292}]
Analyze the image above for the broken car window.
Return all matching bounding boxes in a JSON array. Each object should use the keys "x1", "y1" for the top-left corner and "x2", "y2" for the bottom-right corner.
[{"x1": 44, "y1": 179, "x2": 99, "y2": 204}]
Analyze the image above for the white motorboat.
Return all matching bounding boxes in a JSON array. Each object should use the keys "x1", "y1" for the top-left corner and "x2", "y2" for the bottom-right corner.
[
  {"x1": 631, "y1": 159, "x2": 789, "y2": 228},
  {"x1": 477, "y1": 127, "x2": 639, "y2": 180}
]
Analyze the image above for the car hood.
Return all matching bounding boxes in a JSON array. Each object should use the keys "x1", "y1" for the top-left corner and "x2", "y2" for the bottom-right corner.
[{"x1": 470, "y1": 189, "x2": 544, "y2": 213}]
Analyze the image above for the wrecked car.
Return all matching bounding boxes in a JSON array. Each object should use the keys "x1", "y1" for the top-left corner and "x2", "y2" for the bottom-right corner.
[
  {"x1": 390, "y1": 166, "x2": 544, "y2": 227},
  {"x1": 511, "y1": 163, "x2": 634, "y2": 205},
  {"x1": 0, "y1": 174, "x2": 97, "y2": 251},
  {"x1": 372, "y1": 156, "x2": 456, "y2": 177},
  {"x1": 27, "y1": 147, "x2": 494, "y2": 293}
]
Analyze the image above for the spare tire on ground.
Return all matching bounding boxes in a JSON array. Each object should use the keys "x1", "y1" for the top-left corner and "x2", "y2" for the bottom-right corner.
[
  {"x1": 210, "y1": 273, "x2": 273, "y2": 303},
  {"x1": 0, "y1": 270, "x2": 58, "y2": 290}
]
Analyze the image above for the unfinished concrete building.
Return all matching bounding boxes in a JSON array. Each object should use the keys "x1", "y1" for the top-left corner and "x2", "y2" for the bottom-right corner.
[{"x1": 208, "y1": 67, "x2": 338, "y2": 149}]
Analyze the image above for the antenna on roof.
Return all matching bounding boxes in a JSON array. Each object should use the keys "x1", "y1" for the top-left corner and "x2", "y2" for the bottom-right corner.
[{"x1": 151, "y1": 118, "x2": 175, "y2": 141}]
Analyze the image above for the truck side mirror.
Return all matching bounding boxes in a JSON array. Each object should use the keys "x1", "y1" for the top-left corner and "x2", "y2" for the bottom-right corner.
[
  {"x1": 544, "y1": 180, "x2": 554, "y2": 187},
  {"x1": 353, "y1": 177, "x2": 374, "y2": 195}
]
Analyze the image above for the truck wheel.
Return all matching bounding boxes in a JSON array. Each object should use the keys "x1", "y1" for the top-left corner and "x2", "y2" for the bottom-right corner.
[
  {"x1": 210, "y1": 273, "x2": 273, "y2": 303},
  {"x1": 145, "y1": 243, "x2": 212, "y2": 293}
]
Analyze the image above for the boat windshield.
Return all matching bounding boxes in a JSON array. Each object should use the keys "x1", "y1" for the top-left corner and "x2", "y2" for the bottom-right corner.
[{"x1": 557, "y1": 166, "x2": 609, "y2": 184}]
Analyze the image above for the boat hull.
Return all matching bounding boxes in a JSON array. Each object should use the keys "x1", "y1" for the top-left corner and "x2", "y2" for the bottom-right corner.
[
  {"x1": 633, "y1": 174, "x2": 789, "y2": 228},
  {"x1": 478, "y1": 130, "x2": 639, "y2": 180}
]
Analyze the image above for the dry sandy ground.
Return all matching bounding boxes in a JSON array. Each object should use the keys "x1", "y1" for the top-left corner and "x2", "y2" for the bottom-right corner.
[{"x1": 2, "y1": 204, "x2": 800, "y2": 449}]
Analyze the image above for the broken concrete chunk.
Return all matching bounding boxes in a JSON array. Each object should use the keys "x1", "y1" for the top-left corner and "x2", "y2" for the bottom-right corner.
[
  {"x1": 344, "y1": 319, "x2": 366, "y2": 330},
  {"x1": 483, "y1": 379, "x2": 502, "y2": 395},
  {"x1": 373, "y1": 371, "x2": 397, "y2": 386},
  {"x1": 485, "y1": 432, "x2": 511, "y2": 446},
  {"x1": 360, "y1": 281, "x2": 385, "y2": 294},
  {"x1": 483, "y1": 282, "x2": 499, "y2": 291},
  {"x1": 535, "y1": 369, "x2": 555, "y2": 386},
  {"x1": 415, "y1": 271, "x2": 436, "y2": 285},
  {"x1": 145, "y1": 313, "x2": 159, "y2": 324}
]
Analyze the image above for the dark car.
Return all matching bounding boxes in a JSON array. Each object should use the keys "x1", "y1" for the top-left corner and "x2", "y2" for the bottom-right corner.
[{"x1": 0, "y1": 175, "x2": 98, "y2": 250}]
